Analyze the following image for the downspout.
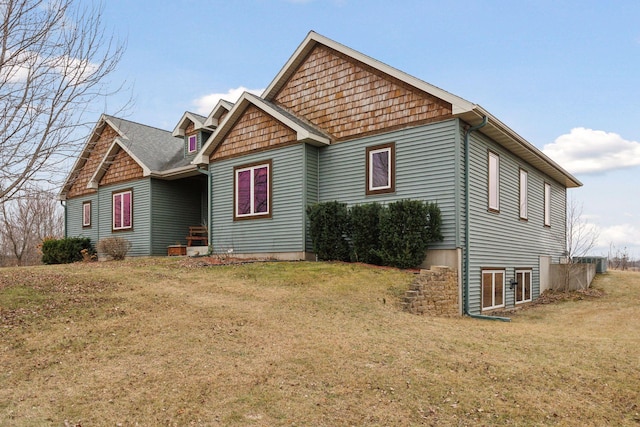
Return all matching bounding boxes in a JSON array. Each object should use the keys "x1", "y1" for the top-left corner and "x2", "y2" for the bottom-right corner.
[
  {"x1": 60, "y1": 200, "x2": 67, "y2": 238},
  {"x1": 197, "y1": 166, "x2": 212, "y2": 249},
  {"x1": 464, "y1": 116, "x2": 510, "y2": 322}
]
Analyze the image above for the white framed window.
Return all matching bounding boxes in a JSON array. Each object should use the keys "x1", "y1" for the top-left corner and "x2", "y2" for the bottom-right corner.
[
  {"x1": 113, "y1": 189, "x2": 133, "y2": 231},
  {"x1": 82, "y1": 201, "x2": 91, "y2": 228},
  {"x1": 519, "y1": 169, "x2": 528, "y2": 220},
  {"x1": 544, "y1": 182, "x2": 551, "y2": 227},
  {"x1": 488, "y1": 151, "x2": 500, "y2": 212},
  {"x1": 234, "y1": 160, "x2": 271, "y2": 220},
  {"x1": 482, "y1": 268, "x2": 505, "y2": 310},
  {"x1": 187, "y1": 134, "x2": 197, "y2": 153},
  {"x1": 366, "y1": 142, "x2": 395, "y2": 195},
  {"x1": 515, "y1": 269, "x2": 532, "y2": 304}
]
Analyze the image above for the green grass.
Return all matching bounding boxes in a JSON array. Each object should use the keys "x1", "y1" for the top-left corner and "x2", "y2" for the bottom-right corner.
[{"x1": 1, "y1": 259, "x2": 639, "y2": 426}]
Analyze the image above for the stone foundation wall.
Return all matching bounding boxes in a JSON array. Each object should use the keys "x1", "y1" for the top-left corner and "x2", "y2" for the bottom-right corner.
[{"x1": 403, "y1": 266, "x2": 459, "y2": 317}]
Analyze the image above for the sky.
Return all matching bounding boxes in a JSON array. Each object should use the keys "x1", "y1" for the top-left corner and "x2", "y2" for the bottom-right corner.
[{"x1": 93, "y1": 0, "x2": 640, "y2": 258}]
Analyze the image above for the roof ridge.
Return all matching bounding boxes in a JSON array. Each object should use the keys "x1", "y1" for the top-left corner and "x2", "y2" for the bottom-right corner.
[{"x1": 103, "y1": 114, "x2": 172, "y2": 134}]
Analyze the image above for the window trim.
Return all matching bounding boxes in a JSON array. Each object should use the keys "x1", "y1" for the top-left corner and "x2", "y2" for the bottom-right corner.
[
  {"x1": 519, "y1": 168, "x2": 528, "y2": 220},
  {"x1": 544, "y1": 182, "x2": 551, "y2": 227},
  {"x1": 366, "y1": 142, "x2": 395, "y2": 196},
  {"x1": 488, "y1": 151, "x2": 500, "y2": 212},
  {"x1": 233, "y1": 160, "x2": 272, "y2": 221},
  {"x1": 187, "y1": 134, "x2": 198, "y2": 153},
  {"x1": 515, "y1": 268, "x2": 533, "y2": 304},
  {"x1": 481, "y1": 268, "x2": 505, "y2": 311},
  {"x1": 112, "y1": 189, "x2": 133, "y2": 232},
  {"x1": 82, "y1": 201, "x2": 91, "y2": 228}
]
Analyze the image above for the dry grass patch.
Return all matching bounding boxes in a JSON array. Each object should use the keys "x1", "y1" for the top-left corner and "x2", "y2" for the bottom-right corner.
[{"x1": 1, "y1": 261, "x2": 639, "y2": 426}]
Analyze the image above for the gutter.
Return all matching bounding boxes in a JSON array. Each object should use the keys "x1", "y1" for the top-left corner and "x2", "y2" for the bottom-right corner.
[{"x1": 463, "y1": 116, "x2": 511, "y2": 322}]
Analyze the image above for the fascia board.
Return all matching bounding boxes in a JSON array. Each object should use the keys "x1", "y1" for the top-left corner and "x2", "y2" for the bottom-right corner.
[
  {"x1": 262, "y1": 31, "x2": 476, "y2": 114},
  {"x1": 87, "y1": 138, "x2": 151, "y2": 189}
]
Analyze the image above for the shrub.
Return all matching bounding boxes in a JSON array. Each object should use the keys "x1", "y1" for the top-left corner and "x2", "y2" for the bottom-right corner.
[
  {"x1": 41, "y1": 237, "x2": 94, "y2": 264},
  {"x1": 307, "y1": 201, "x2": 350, "y2": 261},
  {"x1": 376, "y1": 200, "x2": 442, "y2": 269},
  {"x1": 97, "y1": 237, "x2": 132, "y2": 260},
  {"x1": 349, "y1": 202, "x2": 382, "y2": 265}
]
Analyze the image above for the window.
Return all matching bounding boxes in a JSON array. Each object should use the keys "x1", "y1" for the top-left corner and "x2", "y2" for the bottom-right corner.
[
  {"x1": 187, "y1": 134, "x2": 197, "y2": 153},
  {"x1": 515, "y1": 269, "x2": 532, "y2": 304},
  {"x1": 544, "y1": 182, "x2": 551, "y2": 227},
  {"x1": 113, "y1": 189, "x2": 133, "y2": 231},
  {"x1": 519, "y1": 169, "x2": 528, "y2": 220},
  {"x1": 488, "y1": 151, "x2": 500, "y2": 211},
  {"x1": 482, "y1": 269, "x2": 505, "y2": 310},
  {"x1": 366, "y1": 142, "x2": 395, "y2": 195},
  {"x1": 82, "y1": 201, "x2": 91, "y2": 228},
  {"x1": 234, "y1": 160, "x2": 271, "y2": 220}
]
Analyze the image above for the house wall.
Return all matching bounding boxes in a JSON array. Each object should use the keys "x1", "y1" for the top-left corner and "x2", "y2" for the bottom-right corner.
[
  {"x1": 97, "y1": 179, "x2": 152, "y2": 257},
  {"x1": 305, "y1": 144, "x2": 320, "y2": 253},
  {"x1": 466, "y1": 129, "x2": 567, "y2": 313},
  {"x1": 210, "y1": 144, "x2": 306, "y2": 256},
  {"x1": 150, "y1": 178, "x2": 204, "y2": 255},
  {"x1": 317, "y1": 119, "x2": 460, "y2": 251},
  {"x1": 66, "y1": 195, "x2": 99, "y2": 245}
]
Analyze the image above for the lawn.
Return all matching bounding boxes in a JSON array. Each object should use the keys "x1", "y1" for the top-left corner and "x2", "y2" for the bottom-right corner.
[{"x1": 1, "y1": 259, "x2": 639, "y2": 426}]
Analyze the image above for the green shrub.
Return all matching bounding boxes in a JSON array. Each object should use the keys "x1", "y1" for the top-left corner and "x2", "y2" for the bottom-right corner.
[
  {"x1": 41, "y1": 237, "x2": 94, "y2": 264},
  {"x1": 97, "y1": 237, "x2": 132, "y2": 260},
  {"x1": 376, "y1": 200, "x2": 442, "y2": 269},
  {"x1": 349, "y1": 202, "x2": 382, "y2": 265},
  {"x1": 306, "y1": 201, "x2": 350, "y2": 261}
]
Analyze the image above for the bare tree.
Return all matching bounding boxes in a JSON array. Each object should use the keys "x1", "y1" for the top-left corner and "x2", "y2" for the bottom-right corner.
[
  {"x1": 0, "y1": 188, "x2": 63, "y2": 266},
  {"x1": 559, "y1": 197, "x2": 600, "y2": 290},
  {"x1": 0, "y1": 0, "x2": 126, "y2": 203}
]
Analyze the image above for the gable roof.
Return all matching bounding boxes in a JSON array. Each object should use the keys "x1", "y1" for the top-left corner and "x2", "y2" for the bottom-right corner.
[
  {"x1": 203, "y1": 99, "x2": 235, "y2": 129},
  {"x1": 59, "y1": 114, "x2": 200, "y2": 199},
  {"x1": 262, "y1": 31, "x2": 581, "y2": 188},
  {"x1": 195, "y1": 92, "x2": 330, "y2": 164},
  {"x1": 172, "y1": 111, "x2": 210, "y2": 137}
]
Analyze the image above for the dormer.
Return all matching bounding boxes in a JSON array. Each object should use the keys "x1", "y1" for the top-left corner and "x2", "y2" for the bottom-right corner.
[{"x1": 172, "y1": 112, "x2": 213, "y2": 158}]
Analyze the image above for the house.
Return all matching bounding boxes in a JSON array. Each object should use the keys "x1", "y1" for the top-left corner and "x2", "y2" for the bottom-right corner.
[{"x1": 60, "y1": 31, "x2": 581, "y2": 315}]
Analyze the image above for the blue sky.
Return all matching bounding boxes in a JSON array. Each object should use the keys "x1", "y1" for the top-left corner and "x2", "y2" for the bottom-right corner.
[{"x1": 98, "y1": 0, "x2": 640, "y2": 258}]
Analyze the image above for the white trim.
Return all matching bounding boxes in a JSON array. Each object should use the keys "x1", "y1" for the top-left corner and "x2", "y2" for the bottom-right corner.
[
  {"x1": 515, "y1": 269, "x2": 533, "y2": 304},
  {"x1": 112, "y1": 190, "x2": 132, "y2": 231},
  {"x1": 368, "y1": 146, "x2": 392, "y2": 191},
  {"x1": 171, "y1": 112, "x2": 208, "y2": 137},
  {"x1": 519, "y1": 169, "x2": 528, "y2": 220},
  {"x1": 488, "y1": 152, "x2": 500, "y2": 211},
  {"x1": 544, "y1": 183, "x2": 551, "y2": 227},
  {"x1": 235, "y1": 163, "x2": 270, "y2": 218},
  {"x1": 187, "y1": 134, "x2": 198, "y2": 153},
  {"x1": 82, "y1": 201, "x2": 91, "y2": 227},
  {"x1": 482, "y1": 269, "x2": 506, "y2": 311},
  {"x1": 87, "y1": 139, "x2": 151, "y2": 189}
]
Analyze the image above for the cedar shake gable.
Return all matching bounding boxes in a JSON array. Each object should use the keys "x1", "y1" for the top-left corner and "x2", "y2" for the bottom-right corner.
[
  {"x1": 197, "y1": 92, "x2": 329, "y2": 164},
  {"x1": 272, "y1": 44, "x2": 454, "y2": 141}
]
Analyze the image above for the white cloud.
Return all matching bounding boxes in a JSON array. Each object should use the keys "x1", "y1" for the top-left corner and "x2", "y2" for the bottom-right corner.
[
  {"x1": 192, "y1": 87, "x2": 263, "y2": 115},
  {"x1": 596, "y1": 223, "x2": 640, "y2": 255},
  {"x1": 543, "y1": 127, "x2": 640, "y2": 174}
]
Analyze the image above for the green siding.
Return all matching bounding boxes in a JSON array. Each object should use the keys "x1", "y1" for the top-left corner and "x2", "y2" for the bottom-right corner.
[
  {"x1": 97, "y1": 179, "x2": 152, "y2": 257},
  {"x1": 65, "y1": 195, "x2": 99, "y2": 246},
  {"x1": 319, "y1": 120, "x2": 460, "y2": 250},
  {"x1": 466, "y1": 130, "x2": 566, "y2": 313},
  {"x1": 305, "y1": 145, "x2": 319, "y2": 252},
  {"x1": 210, "y1": 144, "x2": 306, "y2": 254},
  {"x1": 150, "y1": 177, "x2": 205, "y2": 255}
]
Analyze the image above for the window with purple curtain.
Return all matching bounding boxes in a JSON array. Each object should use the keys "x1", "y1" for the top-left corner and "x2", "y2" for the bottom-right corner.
[
  {"x1": 366, "y1": 143, "x2": 394, "y2": 194},
  {"x1": 234, "y1": 162, "x2": 270, "y2": 219},
  {"x1": 113, "y1": 190, "x2": 132, "y2": 230},
  {"x1": 188, "y1": 135, "x2": 197, "y2": 153},
  {"x1": 371, "y1": 150, "x2": 389, "y2": 188}
]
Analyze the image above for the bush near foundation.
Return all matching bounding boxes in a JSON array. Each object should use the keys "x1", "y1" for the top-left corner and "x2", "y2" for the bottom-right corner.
[
  {"x1": 41, "y1": 237, "x2": 94, "y2": 264},
  {"x1": 307, "y1": 200, "x2": 443, "y2": 269},
  {"x1": 306, "y1": 201, "x2": 350, "y2": 262},
  {"x1": 97, "y1": 237, "x2": 132, "y2": 261}
]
